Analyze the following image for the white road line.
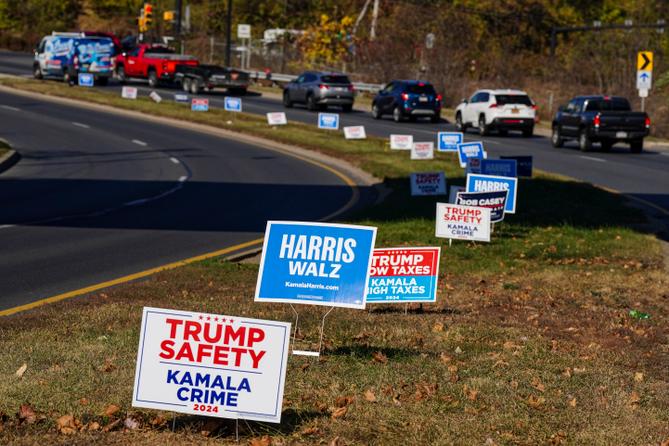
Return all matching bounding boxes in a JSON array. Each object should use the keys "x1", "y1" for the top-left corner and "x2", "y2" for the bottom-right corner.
[
  {"x1": 132, "y1": 139, "x2": 148, "y2": 146},
  {"x1": 170, "y1": 157, "x2": 180, "y2": 164},
  {"x1": 660, "y1": 152, "x2": 669, "y2": 157},
  {"x1": 0, "y1": 105, "x2": 20, "y2": 112},
  {"x1": 0, "y1": 224, "x2": 16, "y2": 230},
  {"x1": 72, "y1": 122, "x2": 90, "y2": 129},
  {"x1": 480, "y1": 139, "x2": 501, "y2": 145},
  {"x1": 580, "y1": 155, "x2": 606, "y2": 163},
  {"x1": 178, "y1": 175, "x2": 187, "y2": 182}
]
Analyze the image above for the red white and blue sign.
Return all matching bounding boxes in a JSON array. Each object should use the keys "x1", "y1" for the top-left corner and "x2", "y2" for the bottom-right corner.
[
  {"x1": 457, "y1": 142, "x2": 486, "y2": 168},
  {"x1": 255, "y1": 221, "x2": 377, "y2": 309},
  {"x1": 191, "y1": 98, "x2": 209, "y2": 111},
  {"x1": 466, "y1": 173, "x2": 518, "y2": 214},
  {"x1": 367, "y1": 247, "x2": 440, "y2": 303},
  {"x1": 132, "y1": 307, "x2": 291, "y2": 423},
  {"x1": 437, "y1": 132, "x2": 463, "y2": 152},
  {"x1": 456, "y1": 190, "x2": 509, "y2": 223}
]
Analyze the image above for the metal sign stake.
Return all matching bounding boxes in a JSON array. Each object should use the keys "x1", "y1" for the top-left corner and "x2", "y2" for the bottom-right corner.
[{"x1": 290, "y1": 305, "x2": 335, "y2": 358}]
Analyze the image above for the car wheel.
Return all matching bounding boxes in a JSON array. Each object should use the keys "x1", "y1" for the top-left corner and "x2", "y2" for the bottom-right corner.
[
  {"x1": 478, "y1": 115, "x2": 489, "y2": 136},
  {"x1": 455, "y1": 112, "x2": 465, "y2": 131},
  {"x1": 116, "y1": 65, "x2": 126, "y2": 84},
  {"x1": 342, "y1": 104, "x2": 353, "y2": 113},
  {"x1": 522, "y1": 126, "x2": 534, "y2": 138},
  {"x1": 283, "y1": 90, "x2": 293, "y2": 108},
  {"x1": 371, "y1": 103, "x2": 381, "y2": 119},
  {"x1": 190, "y1": 79, "x2": 200, "y2": 95},
  {"x1": 393, "y1": 106, "x2": 403, "y2": 123},
  {"x1": 600, "y1": 140, "x2": 613, "y2": 151},
  {"x1": 578, "y1": 129, "x2": 592, "y2": 152},
  {"x1": 551, "y1": 126, "x2": 564, "y2": 147},
  {"x1": 147, "y1": 70, "x2": 158, "y2": 88},
  {"x1": 182, "y1": 78, "x2": 191, "y2": 92},
  {"x1": 630, "y1": 139, "x2": 643, "y2": 153},
  {"x1": 33, "y1": 64, "x2": 43, "y2": 80},
  {"x1": 307, "y1": 94, "x2": 318, "y2": 111}
]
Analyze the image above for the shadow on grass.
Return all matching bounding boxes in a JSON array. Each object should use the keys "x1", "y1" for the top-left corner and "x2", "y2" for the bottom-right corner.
[
  {"x1": 368, "y1": 305, "x2": 459, "y2": 315},
  {"x1": 326, "y1": 345, "x2": 426, "y2": 360}
]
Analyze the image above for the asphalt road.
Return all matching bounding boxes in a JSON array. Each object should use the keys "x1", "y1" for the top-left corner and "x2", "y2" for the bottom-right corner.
[{"x1": 0, "y1": 89, "x2": 360, "y2": 311}]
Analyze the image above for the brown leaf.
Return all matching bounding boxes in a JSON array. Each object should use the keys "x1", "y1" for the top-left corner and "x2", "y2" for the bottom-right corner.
[
  {"x1": 331, "y1": 406, "x2": 347, "y2": 419},
  {"x1": 634, "y1": 372, "x2": 644, "y2": 382},
  {"x1": 300, "y1": 363, "x2": 310, "y2": 372},
  {"x1": 464, "y1": 405, "x2": 479, "y2": 415},
  {"x1": 527, "y1": 395, "x2": 545, "y2": 409},
  {"x1": 335, "y1": 396, "x2": 354, "y2": 407},
  {"x1": 15, "y1": 363, "x2": 27, "y2": 378},
  {"x1": 301, "y1": 426, "x2": 320, "y2": 436},
  {"x1": 372, "y1": 351, "x2": 387, "y2": 364},
  {"x1": 56, "y1": 414, "x2": 79, "y2": 435},
  {"x1": 329, "y1": 436, "x2": 341, "y2": 446},
  {"x1": 150, "y1": 416, "x2": 166, "y2": 427},
  {"x1": 124, "y1": 416, "x2": 140, "y2": 430},
  {"x1": 531, "y1": 377, "x2": 545, "y2": 393},
  {"x1": 103, "y1": 404, "x2": 120, "y2": 417},
  {"x1": 660, "y1": 438, "x2": 669, "y2": 446},
  {"x1": 249, "y1": 435, "x2": 272, "y2": 446},
  {"x1": 79, "y1": 398, "x2": 89, "y2": 406},
  {"x1": 86, "y1": 421, "x2": 100, "y2": 431},
  {"x1": 562, "y1": 368, "x2": 572, "y2": 378},
  {"x1": 17, "y1": 404, "x2": 37, "y2": 424},
  {"x1": 99, "y1": 359, "x2": 116, "y2": 373},
  {"x1": 568, "y1": 397, "x2": 577, "y2": 408},
  {"x1": 439, "y1": 353, "x2": 452, "y2": 364},
  {"x1": 503, "y1": 341, "x2": 517, "y2": 350},
  {"x1": 628, "y1": 391, "x2": 640, "y2": 408},
  {"x1": 432, "y1": 322, "x2": 444, "y2": 332},
  {"x1": 364, "y1": 389, "x2": 377, "y2": 402},
  {"x1": 510, "y1": 380, "x2": 519, "y2": 390}
]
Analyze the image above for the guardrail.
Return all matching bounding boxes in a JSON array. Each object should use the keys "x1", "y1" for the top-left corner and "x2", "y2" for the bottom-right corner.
[{"x1": 244, "y1": 70, "x2": 384, "y2": 93}]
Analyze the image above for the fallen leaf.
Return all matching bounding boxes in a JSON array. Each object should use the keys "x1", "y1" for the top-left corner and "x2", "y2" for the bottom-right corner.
[
  {"x1": 634, "y1": 372, "x2": 644, "y2": 382},
  {"x1": 455, "y1": 346, "x2": 463, "y2": 354},
  {"x1": 103, "y1": 404, "x2": 120, "y2": 417},
  {"x1": 363, "y1": 389, "x2": 376, "y2": 402},
  {"x1": 86, "y1": 421, "x2": 100, "y2": 431},
  {"x1": 150, "y1": 416, "x2": 166, "y2": 427},
  {"x1": 335, "y1": 396, "x2": 354, "y2": 407},
  {"x1": 56, "y1": 414, "x2": 79, "y2": 435},
  {"x1": 628, "y1": 391, "x2": 640, "y2": 408},
  {"x1": 124, "y1": 416, "x2": 139, "y2": 430},
  {"x1": 503, "y1": 341, "x2": 517, "y2": 350},
  {"x1": 15, "y1": 363, "x2": 27, "y2": 378},
  {"x1": 466, "y1": 388, "x2": 478, "y2": 401},
  {"x1": 562, "y1": 368, "x2": 572, "y2": 378},
  {"x1": 79, "y1": 398, "x2": 89, "y2": 406},
  {"x1": 440, "y1": 353, "x2": 452, "y2": 363},
  {"x1": 510, "y1": 380, "x2": 518, "y2": 390},
  {"x1": 316, "y1": 402, "x2": 328, "y2": 413},
  {"x1": 99, "y1": 359, "x2": 115, "y2": 373},
  {"x1": 432, "y1": 322, "x2": 444, "y2": 332},
  {"x1": 301, "y1": 426, "x2": 320, "y2": 436},
  {"x1": 661, "y1": 438, "x2": 669, "y2": 446},
  {"x1": 568, "y1": 397, "x2": 577, "y2": 408},
  {"x1": 372, "y1": 351, "x2": 387, "y2": 364},
  {"x1": 329, "y1": 436, "x2": 341, "y2": 446},
  {"x1": 249, "y1": 435, "x2": 272, "y2": 446},
  {"x1": 531, "y1": 377, "x2": 546, "y2": 392},
  {"x1": 17, "y1": 404, "x2": 37, "y2": 424},
  {"x1": 527, "y1": 395, "x2": 545, "y2": 409},
  {"x1": 331, "y1": 406, "x2": 347, "y2": 419}
]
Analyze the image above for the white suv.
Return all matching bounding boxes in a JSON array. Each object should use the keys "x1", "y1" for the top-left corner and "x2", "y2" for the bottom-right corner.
[{"x1": 455, "y1": 89, "x2": 536, "y2": 137}]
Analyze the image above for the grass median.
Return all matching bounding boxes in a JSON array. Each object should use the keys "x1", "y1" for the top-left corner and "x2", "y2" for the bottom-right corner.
[{"x1": 0, "y1": 77, "x2": 668, "y2": 445}]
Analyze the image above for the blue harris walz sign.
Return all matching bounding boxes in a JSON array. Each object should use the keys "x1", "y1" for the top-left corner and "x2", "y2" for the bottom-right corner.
[
  {"x1": 457, "y1": 142, "x2": 485, "y2": 168},
  {"x1": 224, "y1": 96, "x2": 242, "y2": 112},
  {"x1": 500, "y1": 155, "x2": 533, "y2": 177},
  {"x1": 318, "y1": 113, "x2": 340, "y2": 130},
  {"x1": 255, "y1": 221, "x2": 377, "y2": 309},
  {"x1": 437, "y1": 132, "x2": 463, "y2": 152},
  {"x1": 77, "y1": 73, "x2": 94, "y2": 87},
  {"x1": 470, "y1": 159, "x2": 518, "y2": 177},
  {"x1": 466, "y1": 173, "x2": 518, "y2": 214}
]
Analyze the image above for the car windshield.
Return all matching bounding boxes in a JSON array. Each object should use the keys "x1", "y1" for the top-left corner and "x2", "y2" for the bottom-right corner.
[
  {"x1": 145, "y1": 47, "x2": 174, "y2": 55},
  {"x1": 585, "y1": 99, "x2": 631, "y2": 111},
  {"x1": 407, "y1": 84, "x2": 436, "y2": 95},
  {"x1": 321, "y1": 75, "x2": 350, "y2": 84},
  {"x1": 495, "y1": 94, "x2": 532, "y2": 106}
]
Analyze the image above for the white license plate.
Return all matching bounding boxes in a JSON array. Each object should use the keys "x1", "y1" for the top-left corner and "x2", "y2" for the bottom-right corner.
[
  {"x1": 419, "y1": 96, "x2": 428, "y2": 102},
  {"x1": 616, "y1": 131, "x2": 627, "y2": 138},
  {"x1": 336, "y1": 87, "x2": 346, "y2": 91}
]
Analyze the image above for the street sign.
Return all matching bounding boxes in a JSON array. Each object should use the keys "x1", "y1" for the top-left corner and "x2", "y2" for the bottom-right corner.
[
  {"x1": 224, "y1": 96, "x2": 242, "y2": 112},
  {"x1": 637, "y1": 51, "x2": 653, "y2": 71},
  {"x1": 639, "y1": 89, "x2": 649, "y2": 98},
  {"x1": 637, "y1": 71, "x2": 652, "y2": 90},
  {"x1": 238, "y1": 24, "x2": 251, "y2": 39}
]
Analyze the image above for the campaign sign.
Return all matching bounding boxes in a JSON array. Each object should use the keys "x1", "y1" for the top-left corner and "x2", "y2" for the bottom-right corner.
[
  {"x1": 174, "y1": 93, "x2": 189, "y2": 103},
  {"x1": 466, "y1": 157, "x2": 482, "y2": 174},
  {"x1": 437, "y1": 132, "x2": 463, "y2": 152},
  {"x1": 435, "y1": 203, "x2": 491, "y2": 242},
  {"x1": 255, "y1": 221, "x2": 377, "y2": 309},
  {"x1": 318, "y1": 113, "x2": 340, "y2": 130},
  {"x1": 224, "y1": 96, "x2": 242, "y2": 112},
  {"x1": 344, "y1": 126, "x2": 366, "y2": 139},
  {"x1": 122, "y1": 86, "x2": 138, "y2": 99},
  {"x1": 457, "y1": 142, "x2": 485, "y2": 168},
  {"x1": 191, "y1": 98, "x2": 209, "y2": 111},
  {"x1": 266, "y1": 112, "x2": 287, "y2": 125},
  {"x1": 481, "y1": 159, "x2": 517, "y2": 178},
  {"x1": 366, "y1": 247, "x2": 441, "y2": 303},
  {"x1": 466, "y1": 174, "x2": 518, "y2": 214},
  {"x1": 448, "y1": 185, "x2": 464, "y2": 204},
  {"x1": 501, "y1": 155, "x2": 533, "y2": 177},
  {"x1": 456, "y1": 190, "x2": 508, "y2": 223},
  {"x1": 132, "y1": 307, "x2": 290, "y2": 424},
  {"x1": 77, "y1": 73, "x2": 94, "y2": 87},
  {"x1": 149, "y1": 91, "x2": 162, "y2": 103},
  {"x1": 390, "y1": 134, "x2": 413, "y2": 150},
  {"x1": 411, "y1": 142, "x2": 434, "y2": 160},
  {"x1": 410, "y1": 172, "x2": 446, "y2": 196}
]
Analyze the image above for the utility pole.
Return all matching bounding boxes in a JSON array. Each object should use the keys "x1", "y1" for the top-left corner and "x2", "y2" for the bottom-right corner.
[
  {"x1": 370, "y1": 0, "x2": 379, "y2": 40},
  {"x1": 225, "y1": 0, "x2": 232, "y2": 67},
  {"x1": 175, "y1": 0, "x2": 182, "y2": 36}
]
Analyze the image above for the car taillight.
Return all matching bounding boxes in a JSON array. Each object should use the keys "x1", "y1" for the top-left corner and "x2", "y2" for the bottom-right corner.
[
  {"x1": 645, "y1": 116, "x2": 651, "y2": 128},
  {"x1": 401, "y1": 93, "x2": 409, "y2": 101},
  {"x1": 594, "y1": 114, "x2": 601, "y2": 128},
  {"x1": 489, "y1": 103, "x2": 498, "y2": 108},
  {"x1": 532, "y1": 105, "x2": 538, "y2": 110},
  {"x1": 436, "y1": 94, "x2": 442, "y2": 102},
  {"x1": 319, "y1": 84, "x2": 329, "y2": 90},
  {"x1": 348, "y1": 84, "x2": 354, "y2": 91}
]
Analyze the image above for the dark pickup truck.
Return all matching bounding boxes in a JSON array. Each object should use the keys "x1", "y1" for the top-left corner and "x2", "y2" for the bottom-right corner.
[
  {"x1": 551, "y1": 96, "x2": 650, "y2": 152},
  {"x1": 174, "y1": 64, "x2": 249, "y2": 95}
]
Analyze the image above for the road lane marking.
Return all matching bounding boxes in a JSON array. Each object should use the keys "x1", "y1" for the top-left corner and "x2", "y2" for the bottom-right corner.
[
  {"x1": 132, "y1": 139, "x2": 148, "y2": 146},
  {"x1": 660, "y1": 152, "x2": 669, "y2": 157},
  {"x1": 178, "y1": 175, "x2": 187, "y2": 182},
  {"x1": 170, "y1": 157, "x2": 180, "y2": 164},
  {"x1": 72, "y1": 122, "x2": 90, "y2": 129},
  {"x1": 0, "y1": 104, "x2": 20, "y2": 111},
  {"x1": 0, "y1": 224, "x2": 15, "y2": 230},
  {"x1": 0, "y1": 238, "x2": 264, "y2": 317},
  {"x1": 580, "y1": 155, "x2": 606, "y2": 162}
]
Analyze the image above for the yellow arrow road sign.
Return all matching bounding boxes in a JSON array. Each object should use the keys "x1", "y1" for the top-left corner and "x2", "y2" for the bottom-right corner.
[{"x1": 637, "y1": 51, "x2": 653, "y2": 71}]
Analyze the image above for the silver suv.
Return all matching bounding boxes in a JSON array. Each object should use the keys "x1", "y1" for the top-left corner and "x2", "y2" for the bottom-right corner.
[{"x1": 283, "y1": 71, "x2": 355, "y2": 112}]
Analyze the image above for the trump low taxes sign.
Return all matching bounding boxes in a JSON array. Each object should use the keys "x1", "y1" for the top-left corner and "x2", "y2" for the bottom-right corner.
[
  {"x1": 367, "y1": 247, "x2": 440, "y2": 303},
  {"x1": 435, "y1": 203, "x2": 491, "y2": 242},
  {"x1": 255, "y1": 221, "x2": 377, "y2": 309},
  {"x1": 132, "y1": 307, "x2": 290, "y2": 423}
]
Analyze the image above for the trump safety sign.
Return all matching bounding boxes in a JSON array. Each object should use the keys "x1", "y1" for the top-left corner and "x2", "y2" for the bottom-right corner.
[
  {"x1": 367, "y1": 247, "x2": 441, "y2": 303},
  {"x1": 132, "y1": 307, "x2": 291, "y2": 423},
  {"x1": 255, "y1": 221, "x2": 377, "y2": 309},
  {"x1": 466, "y1": 173, "x2": 518, "y2": 214},
  {"x1": 435, "y1": 203, "x2": 491, "y2": 242}
]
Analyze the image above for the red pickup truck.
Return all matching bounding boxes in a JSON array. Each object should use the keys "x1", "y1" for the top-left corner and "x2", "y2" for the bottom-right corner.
[{"x1": 115, "y1": 44, "x2": 198, "y2": 88}]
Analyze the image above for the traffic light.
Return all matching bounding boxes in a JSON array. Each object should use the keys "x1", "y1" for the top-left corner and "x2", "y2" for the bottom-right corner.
[{"x1": 144, "y1": 3, "x2": 153, "y2": 28}]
